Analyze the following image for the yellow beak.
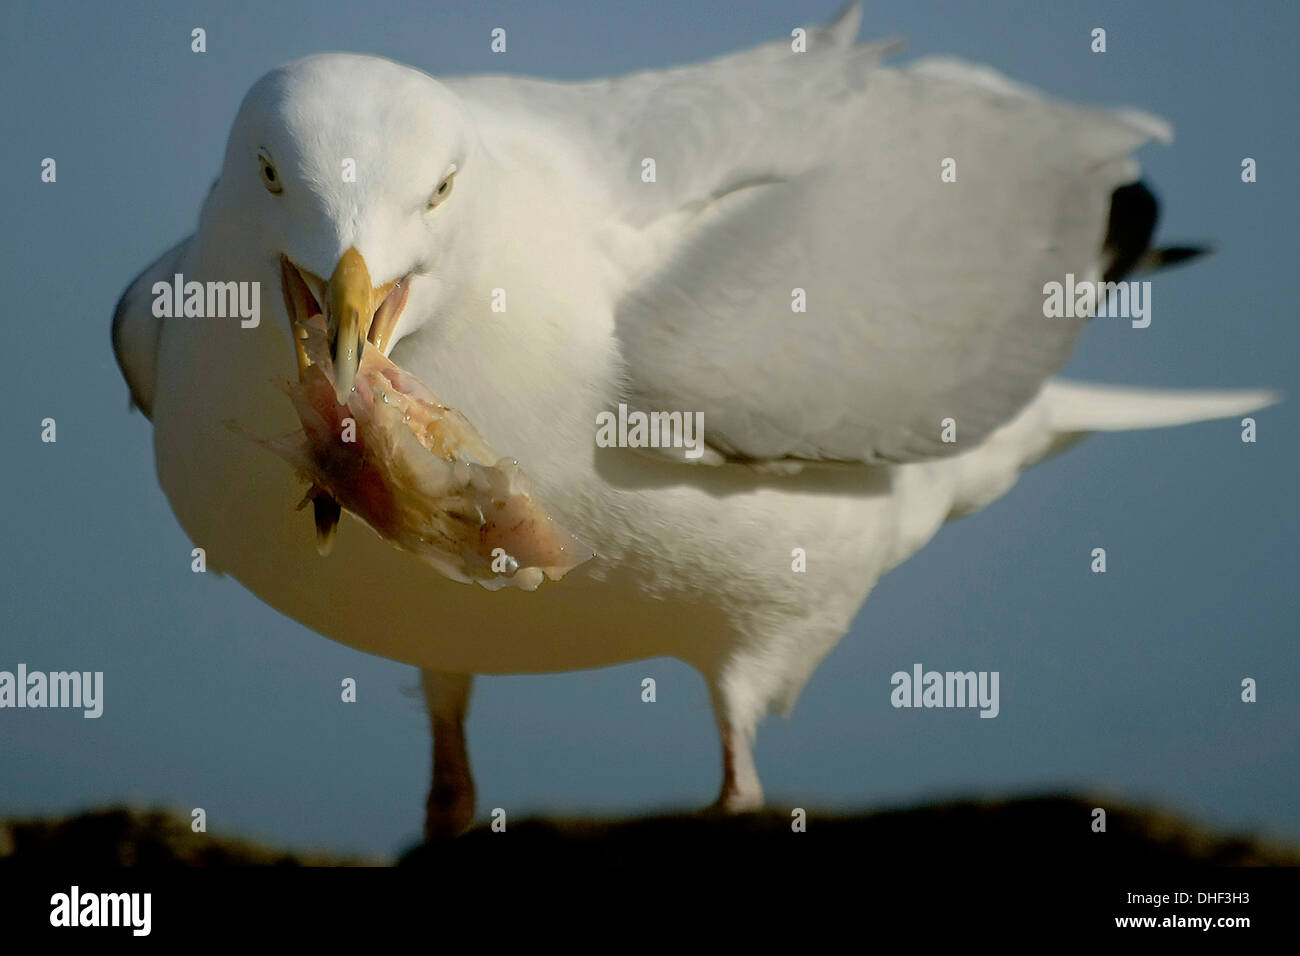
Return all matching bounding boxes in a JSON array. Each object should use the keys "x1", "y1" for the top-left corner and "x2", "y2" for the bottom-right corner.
[
  {"x1": 325, "y1": 247, "x2": 376, "y2": 405},
  {"x1": 281, "y1": 247, "x2": 410, "y2": 405},
  {"x1": 311, "y1": 247, "x2": 411, "y2": 405}
]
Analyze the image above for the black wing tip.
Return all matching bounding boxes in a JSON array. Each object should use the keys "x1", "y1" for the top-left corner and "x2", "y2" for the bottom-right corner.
[
  {"x1": 1102, "y1": 181, "x2": 1159, "y2": 282},
  {"x1": 1143, "y1": 245, "x2": 1213, "y2": 271},
  {"x1": 1103, "y1": 182, "x2": 1215, "y2": 281}
]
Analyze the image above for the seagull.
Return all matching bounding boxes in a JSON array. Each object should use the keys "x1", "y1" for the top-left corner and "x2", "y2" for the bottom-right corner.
[{"x1": 112, "y1": 4, "x2": 1275, "y2": 837}]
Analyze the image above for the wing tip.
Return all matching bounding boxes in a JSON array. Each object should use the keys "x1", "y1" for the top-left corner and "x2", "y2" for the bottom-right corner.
[
  {"x1": 1136, "y1": 244, "x2": 1213, "y2": 275},
  {"x1": 1112, "y1": 107, "x2": 1174, "y2": 145},
  {"x1": 825, "y1": 2, "x2": 864, "y2": 47},
  {"x1": 110, "y1": 281, "x2": 153, "y2": 419}
]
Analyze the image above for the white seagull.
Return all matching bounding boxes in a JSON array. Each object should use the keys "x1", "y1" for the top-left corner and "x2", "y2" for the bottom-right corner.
[{"x1": 112, "y1": 4, "x2": 1275, "y2": 836}]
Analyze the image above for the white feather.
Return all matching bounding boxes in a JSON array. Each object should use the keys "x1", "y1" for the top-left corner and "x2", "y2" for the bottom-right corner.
[{"x1": 112, "y1": 3, "x2": 1278, "y2": 812}]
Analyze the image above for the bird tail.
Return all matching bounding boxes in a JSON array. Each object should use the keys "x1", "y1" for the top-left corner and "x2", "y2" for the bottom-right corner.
[
  {"x1": 1045, "y1": 379, "x2": 1278, "y2": 432},
  {"x1": 1033, "y1": 379, "x2": 1280, "y2": 462},
  {"x1": 944, "y1": 380, "x2": 1279, "y2": 522}
]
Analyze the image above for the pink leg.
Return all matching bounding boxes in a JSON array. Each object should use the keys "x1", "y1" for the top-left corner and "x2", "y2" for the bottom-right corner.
[{"x1": 420, "y1": 670, "x2": 476, "y2": 839}]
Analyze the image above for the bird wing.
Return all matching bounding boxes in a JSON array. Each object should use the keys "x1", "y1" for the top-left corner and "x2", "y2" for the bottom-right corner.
[
  {"x1": 112, "y1": 235, "x2": 192, "y2": 419},
  {"x1": 454, "y1": 5, "x2": 1172, "y2": 464}
]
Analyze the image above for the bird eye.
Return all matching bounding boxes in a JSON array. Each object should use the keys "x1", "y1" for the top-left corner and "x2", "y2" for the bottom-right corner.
[
  {"x1": 428, "y1": 169, "x2": 456, "y2": 209},
  {"x1": 259, "y1": 153, "x2": 283, "y2": 195}
]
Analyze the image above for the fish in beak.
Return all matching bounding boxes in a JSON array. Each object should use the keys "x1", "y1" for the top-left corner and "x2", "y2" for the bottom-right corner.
[
  {"x1": 266, "y1": 246, "x2": 595, "y2": 586},
  {"x1": 279, "y1": 247, "x2": 410, "y2": 551},
  {"x1": 243, "y1": 318, "x2": 596, "y2": 589},
  {"x1": 280, "y1": 246, "x2": 411, "y2": 404}
]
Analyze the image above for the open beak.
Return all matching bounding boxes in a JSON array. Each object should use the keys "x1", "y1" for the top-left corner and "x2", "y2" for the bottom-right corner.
[
  {"x1": 324, "y1": 247, "x2": 372, "y2": 404},
  {"x1": 278, "y1": 247, "x2": 411, "y2": 556},
  {"x1": 279, "y1": 246, "x2": 411, "y2": 405}
]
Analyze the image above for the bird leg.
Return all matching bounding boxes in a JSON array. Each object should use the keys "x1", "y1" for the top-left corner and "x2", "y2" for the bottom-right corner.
[
  {"x1": 708, "y1": 687, "x2": 765, "y2": 813},
  {"x1": 420, "y1": 669, "x2": 476, "y2": 839}
]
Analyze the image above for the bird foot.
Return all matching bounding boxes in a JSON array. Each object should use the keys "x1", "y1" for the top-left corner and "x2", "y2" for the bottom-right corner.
[
  {"x1": 423, "y1": 784, "x2": 475, "y2": 840},
  {"x1": 706, "y1": 787, "x2": 765, "y2": 815}
]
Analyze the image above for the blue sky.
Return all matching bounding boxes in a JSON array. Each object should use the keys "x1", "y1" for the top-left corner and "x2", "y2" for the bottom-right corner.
[{"x1": 2, "y1": 0, "x2": 1297, "y2": 858}]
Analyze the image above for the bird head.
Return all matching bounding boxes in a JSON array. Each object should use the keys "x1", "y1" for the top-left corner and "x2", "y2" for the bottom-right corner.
[{"x1": 207, "y1": 53, "x2": 487, "y2": 403}]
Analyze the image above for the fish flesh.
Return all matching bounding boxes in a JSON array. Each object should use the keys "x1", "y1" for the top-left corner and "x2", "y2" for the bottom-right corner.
[{"x1": 247, "y1": 318, "x2": 595, "y2": 590}]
